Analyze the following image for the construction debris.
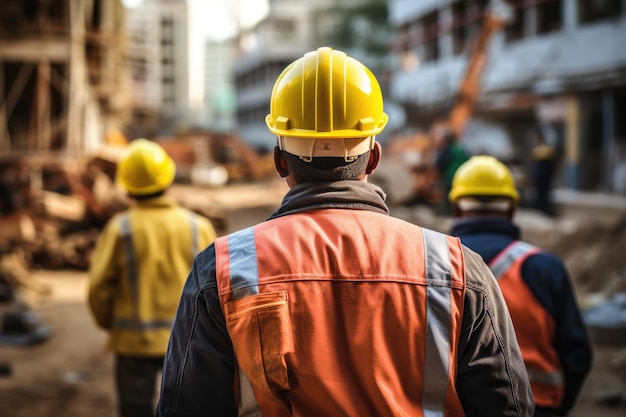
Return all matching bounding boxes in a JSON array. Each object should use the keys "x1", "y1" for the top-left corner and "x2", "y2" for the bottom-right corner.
[{"x1": 0, "y1": 147, "x2": 233, "y2": 275}]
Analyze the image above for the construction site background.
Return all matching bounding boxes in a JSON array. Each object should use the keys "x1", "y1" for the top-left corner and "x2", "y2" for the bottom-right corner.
[
  {"x1": 0, "y1": 181, "x2": 625, "y2": 416},
  {"x1": 0, "y1": 0, "x2": 625, "y2": 415}
]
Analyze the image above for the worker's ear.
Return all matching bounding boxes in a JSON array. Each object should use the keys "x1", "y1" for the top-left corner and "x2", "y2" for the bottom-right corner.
[
  {"x1": 365, "y1": 142, "x2": 382, "y2": 175},
  {"x1": 274, "y1": 146, "x2": 289, "y2": 178}
]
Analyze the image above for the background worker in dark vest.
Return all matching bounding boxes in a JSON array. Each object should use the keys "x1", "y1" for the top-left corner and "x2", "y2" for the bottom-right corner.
[
  {"x1": 87, "y1": 139, "x2": 217, "y2": 417},
  {"x1": 157, "y1": 47, "x2": 533, "y2": 417},
  {"x1": 448, "y1": 155, "x2": 593, "y2": 417}
]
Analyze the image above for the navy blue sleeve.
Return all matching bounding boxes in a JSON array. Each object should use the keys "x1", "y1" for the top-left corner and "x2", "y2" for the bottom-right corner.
[
  {"x1": 157, "y1": 244, "x2": 237, "y2": 417},
  {"x1": 522, "y1": 253, "x2": 593, "y2": 416}
]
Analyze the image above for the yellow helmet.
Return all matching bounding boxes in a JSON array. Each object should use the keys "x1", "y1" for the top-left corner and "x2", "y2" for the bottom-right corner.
[
  {"x1": 448, "y1": 155, "x2": 519, "y2": 203},
  {"x1": 266, "y1": 47, "x2": 388, "y2": 160},
  {"x1": 117, "y1": 138, "x2": 176, "y2": 196}
]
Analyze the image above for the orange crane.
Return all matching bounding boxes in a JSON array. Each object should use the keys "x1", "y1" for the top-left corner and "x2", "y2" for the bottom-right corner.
[
  {"x1": 447, "y1": 2, "x2": 511, "y2": 139},
  {"x1": 380, "y1": 1, "x2": 512, "y2": 205}
]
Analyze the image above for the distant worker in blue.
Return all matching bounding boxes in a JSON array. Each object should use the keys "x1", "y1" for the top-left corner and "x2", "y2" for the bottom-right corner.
[{"x1": 448, "y1": 155, "x2": 593, "y2": 417}]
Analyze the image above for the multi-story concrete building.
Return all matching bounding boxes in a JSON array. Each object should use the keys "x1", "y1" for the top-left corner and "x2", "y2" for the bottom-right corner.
[
  {"x1": 233, "y1": 0, "x2": 358, "y2": 151},
  {"x1": 389, "y1": 0, "x2": 626, "y2": 193},
  {"x1": 125, "y1": 0, "x2": 191, "y2": 137},
  {"x1": 204, "y1": 39, "x2": 237, "y2": 132}
]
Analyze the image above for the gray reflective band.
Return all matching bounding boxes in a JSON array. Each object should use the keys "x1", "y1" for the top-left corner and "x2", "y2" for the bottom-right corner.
[
  {"x1": 238, "y1": 367, "x2": 262, "y2": 416},
  {"x1": 118, "y1": 214, "x2": 189, "y2": 331},
  {"x1": 119, "y1": 214, "x2": 139, "y2": 322},
  {"x1": 421, "y1": 228, "x2": 452, "y2": 417},
  {"x1": 227, "y1": 227, "x2": 259, "y2": 300},
  {"x1": 527, "y1": 368, "x2": 564, "y2": 386},
  {"x1": 489, "y1": 241, "x2": 536, "y2": 280}
]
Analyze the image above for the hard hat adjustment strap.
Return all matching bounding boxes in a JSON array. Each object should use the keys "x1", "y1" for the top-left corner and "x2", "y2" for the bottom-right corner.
[{"x1": 300, "y1": 138, "x2": 316, "y2": 163}]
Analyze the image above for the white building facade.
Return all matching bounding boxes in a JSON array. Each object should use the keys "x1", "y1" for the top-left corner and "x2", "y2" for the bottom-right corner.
[
  {"x1": 125, "y1": 0, "x2": 191, "y2": 136},
  {"x1": 204, "y1": 39, "x2": 238, "y2": 132}
]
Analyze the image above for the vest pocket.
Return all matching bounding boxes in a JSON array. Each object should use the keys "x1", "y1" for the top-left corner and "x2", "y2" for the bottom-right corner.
[{"x1": 225, "y1": 291, "x2": 294, "y2": 397}]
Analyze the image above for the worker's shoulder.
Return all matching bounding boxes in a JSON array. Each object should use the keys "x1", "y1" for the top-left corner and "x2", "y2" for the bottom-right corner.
[
  {"x1": 191, "y1": 242, "x2": 217, "y2": 290},
  {"x1": 166, "y1": 205, "x2": 212, "y2": 224},
  {"x1": 183, "y1": 207, "x2": 214, "y2": 224},
  {"x1": 460, "y1": 244, "x2": 497, "y2": 296}
]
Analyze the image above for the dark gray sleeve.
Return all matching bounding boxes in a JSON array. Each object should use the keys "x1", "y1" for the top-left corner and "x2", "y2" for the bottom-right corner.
[
  {"x1": 157, "y1": 245, "x2": 237, "y2": 417},
  {"x1": 456, "y1": 246, "x2": 535, "y2": 417}
]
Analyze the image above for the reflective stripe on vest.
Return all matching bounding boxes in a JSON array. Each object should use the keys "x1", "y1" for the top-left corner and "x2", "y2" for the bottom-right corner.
[
  {"x1": 526, "y1": 368, "x2": 564, "y2": 386},
  {"x1": 114, "y1": 213, "x2": 200, "y2": 330},
  {"x1": 489, "y1": 241, "x2": 536, "y2": 281},
  {"x1": 223, "y1": 226, "x2": 456, "y2": 416},
  {"x1": 119, "y1": 214, "x2": 140, "y2": 326},
  {"x1": 228, "y1": 227, "x2": 259, "y2": 300},
  {"x1": 422, "y1": 228, "x2": 452, "y2": 417}
]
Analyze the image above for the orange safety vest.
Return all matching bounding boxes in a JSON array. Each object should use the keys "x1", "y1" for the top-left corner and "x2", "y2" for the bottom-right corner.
[
  {"x1": 489, "y1": 241, "x2": 564, "y2": 409},
  {"x1": 215, "y1": 209, "x2": 467, "y2": 417}
]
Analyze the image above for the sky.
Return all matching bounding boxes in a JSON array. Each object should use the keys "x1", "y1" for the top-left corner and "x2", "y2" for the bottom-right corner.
[
  {"x1": 185, "y1": 0, "x2": 269, "y2": 115},
  {"x1": 188, "y1": 0, "x2": 269, "y2": 41},
  {"x1": 122, "y1": 0, "x2": 269, "y2": 41}
]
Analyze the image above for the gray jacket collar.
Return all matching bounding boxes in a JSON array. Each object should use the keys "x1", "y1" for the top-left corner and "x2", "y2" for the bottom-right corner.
[{"x1": 268, "y1": 181, "x2": 389, "y2": 220}]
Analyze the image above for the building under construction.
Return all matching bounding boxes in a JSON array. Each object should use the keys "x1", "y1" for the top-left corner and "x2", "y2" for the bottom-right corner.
[
  {"x1": 0, "y1": 0, "x2": 130, "y2": 157},
  {"x1": 389, "y1": 0, "x2": 626, "y2": 195}
]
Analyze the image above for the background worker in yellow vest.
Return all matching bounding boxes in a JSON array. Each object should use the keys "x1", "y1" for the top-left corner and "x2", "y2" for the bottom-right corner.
[
  {"x1": 448, "y1": 155, "x2": 593, "y2": 417},
  {"x1": 157, "y1": 47, "x2": 533, "y2": 417},
  {"x1": 87, "y1": 139, "x2": 217, "y2": 417}
]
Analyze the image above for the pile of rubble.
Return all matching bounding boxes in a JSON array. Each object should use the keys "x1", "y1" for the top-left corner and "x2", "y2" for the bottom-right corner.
[
  {"x1": 1, "y1": 150, "x2": 128, "y2": 272},
  {"x1": 0, "y1": 148, "x2": 229, "y2": 281}
]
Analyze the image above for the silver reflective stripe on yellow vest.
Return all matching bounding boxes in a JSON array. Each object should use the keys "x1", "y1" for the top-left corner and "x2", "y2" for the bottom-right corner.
[
  {"x1": 113, "y1": 213, "x2": 201, "y2": 330},
  {"x1": 223, "y1": 226, "x2": 456, "y2": 416}
]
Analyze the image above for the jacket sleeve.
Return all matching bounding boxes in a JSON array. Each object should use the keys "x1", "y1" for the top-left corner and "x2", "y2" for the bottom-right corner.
[
  {"x1": 87, "y1": 217, "x2": 122, "y2": 330},
  {"x1": 522, "y1": 254, "x2": 593, "y2": 416},
  {"x1": 157, "y1": 244, "x2": 237, "y2": 417},
  {"x1": 456, "y1": 246, "x2": 535, "y2": 417}
]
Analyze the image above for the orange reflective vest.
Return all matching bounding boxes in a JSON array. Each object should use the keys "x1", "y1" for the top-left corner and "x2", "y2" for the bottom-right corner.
[
  {"x1": 489, "y1": 241, "x2": 564, "y2": 408},
  {"x1": 215, "y1": 209, "x2": 467, "y2": 417}
]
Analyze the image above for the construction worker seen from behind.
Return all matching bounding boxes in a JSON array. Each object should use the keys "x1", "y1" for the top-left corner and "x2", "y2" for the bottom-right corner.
[
  {"x1": 87, "y1": 138, "x2": 217, "y2": 417},
  {"x1": 157, "y1": 47, "x2": 534, "y2": 417},
  {"x1": 448, "y1": 155, "x2": 593, "y2": 417}
]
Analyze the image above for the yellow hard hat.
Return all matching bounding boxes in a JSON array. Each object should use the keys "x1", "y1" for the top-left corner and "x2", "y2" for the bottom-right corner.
[
  {"x1": 448, "y1": 155, "x2": 519, "y2": 203},
  {"x1": 266, "y1": 47, "x2": 388, "y2": 159},
  {"x1": 117, "y1": 139, "x2": 176, "y2": 196}
]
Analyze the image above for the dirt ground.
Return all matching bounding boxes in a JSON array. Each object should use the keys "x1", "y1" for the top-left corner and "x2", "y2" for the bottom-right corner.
[{"x1": 1, "y1": 182, "x2": 625, "y2": 417}]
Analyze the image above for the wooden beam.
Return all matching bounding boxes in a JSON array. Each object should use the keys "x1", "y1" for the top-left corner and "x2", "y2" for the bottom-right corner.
[
  {"x1": 0, "y1": 40, "x2": 70, "y2": 62},
  {"x1": 0, "y1": 62, "x2": 9, "y2": 151},
  {"x1": 37, "y1": 61, "x2": 52, "y2": 151}
]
